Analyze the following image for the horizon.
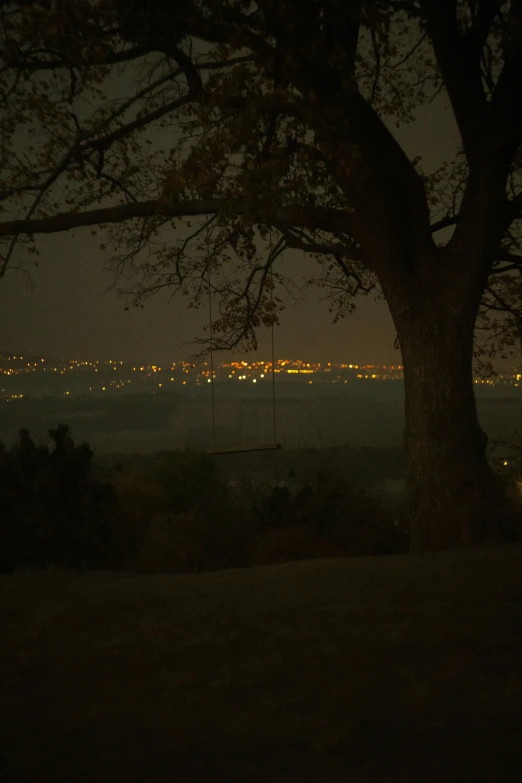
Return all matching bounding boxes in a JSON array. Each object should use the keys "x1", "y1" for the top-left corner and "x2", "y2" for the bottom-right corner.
[
  {"x1": 3, "y1": 348, "x2": 521, "y2": 373},
  {"x1": 1, "y1": 349, "x2": 405, "y2": 369}
]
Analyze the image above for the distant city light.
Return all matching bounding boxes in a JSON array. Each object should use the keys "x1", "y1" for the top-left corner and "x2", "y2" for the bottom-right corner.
[{"x1": 2, "y1": 354, "x2": 521, "y2": 406}]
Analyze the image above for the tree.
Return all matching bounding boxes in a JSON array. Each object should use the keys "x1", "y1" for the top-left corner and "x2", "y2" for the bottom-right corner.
[{"x1": 1, "y1": 1, "x2": 522, "y2": 550}]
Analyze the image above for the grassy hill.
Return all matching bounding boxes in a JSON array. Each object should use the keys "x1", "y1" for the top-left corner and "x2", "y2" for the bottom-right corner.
[{"x1": 2, "y1": 546, "x2": 522, "y2": 782}]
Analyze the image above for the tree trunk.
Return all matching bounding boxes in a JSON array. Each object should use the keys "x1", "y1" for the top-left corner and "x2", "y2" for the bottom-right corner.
[{"x1": 389, "y1": 282, "x2": 513, "y2": 552}]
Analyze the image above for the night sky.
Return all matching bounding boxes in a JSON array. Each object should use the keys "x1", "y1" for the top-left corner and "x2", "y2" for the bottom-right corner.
[{"x1": 0, "y1": 97, "x2": 458, "y2": 367}]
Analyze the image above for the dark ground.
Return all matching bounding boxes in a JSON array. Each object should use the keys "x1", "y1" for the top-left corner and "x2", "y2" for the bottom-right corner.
[{"x1": 1, "y1": 544, "x2": 522, "y2": 782}]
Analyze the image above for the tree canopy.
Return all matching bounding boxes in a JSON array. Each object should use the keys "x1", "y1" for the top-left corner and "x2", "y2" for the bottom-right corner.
[{"x1": 0, "y1": 0, "x2": 520, "y2": 356}]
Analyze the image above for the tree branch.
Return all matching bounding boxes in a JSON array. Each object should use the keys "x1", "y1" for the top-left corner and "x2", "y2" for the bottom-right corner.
[
  {"x1": 79, "y1": 91, "x2": 198, "y2": 156},
  {"x1": 157, "y1": 9, "x2": 275, "y2": 64},
  {"x1": 419, "y1": 0, "x2": 487, "y2": 160},
  {"x1": 279, "y1": 227, "x2": 364, "y2": 263},
  {"x1": 490, "y1": 263, "x2": 522, "y2": 275},
  {"x1": 463, "y1": 0, "x2": 502, "y2": 52},
  {"x1": 1, "y1": 45, "x2": 149, "y2": 71},
  {"x1": 496, "y1": 247, "x2": 522, "y2": 264},
  {"x1": 430, "y1": 215, "x2": 458, "y2": 233},
  {"x1": 507, "y1": 191, "x2": 522, "y2": 225},
  {"x1": 0, "y1": 199, "x2": 357, "y2": 240},
  {"x1": 479, "y1": 3, "x2": 522, "y2": 170},
  {"x1": 484, "y1": 284, "x2": 522, "y2": 323}
]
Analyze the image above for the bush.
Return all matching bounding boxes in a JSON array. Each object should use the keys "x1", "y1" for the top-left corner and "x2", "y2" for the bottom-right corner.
[
  {"x1": 108, "y1": 469, "x2": 163, "y2": 568},
  {"x1": 110, "y1": 451, "x2": 256, "y2": 573},
  {"x1": 137, "y1": 450, "x2": 230, "y2": 516},
  {"x1": 237, "y1": 469, "x2": 410, "y2": 560},
  {"x1": 135, "y1": 510, "x2": 208, "y2": 573},
  {"x1": 328, "y1": 506, "x2": 410, "y2": 557}
]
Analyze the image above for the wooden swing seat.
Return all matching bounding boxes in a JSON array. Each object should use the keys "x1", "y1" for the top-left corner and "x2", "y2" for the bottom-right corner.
[{"x1": 208, "y1": 443, "x2": 282, "y2": 456}]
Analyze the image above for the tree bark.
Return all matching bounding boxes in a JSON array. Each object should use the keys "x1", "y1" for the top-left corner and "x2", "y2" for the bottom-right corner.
[{"x1": 385, "y1": 268, "x2": 514, "y2": 552}]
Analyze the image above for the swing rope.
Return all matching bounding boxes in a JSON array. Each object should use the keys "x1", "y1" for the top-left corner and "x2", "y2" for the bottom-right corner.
[
  {"x1": 207, "y1": 229, "x2": 280, "y2": 455},
  {"x1": 207, "y1": 267, "x2": 217, "y2": 453},
  {"x1": 270, "y1": 263, "x2": 277, "y2": 446}
]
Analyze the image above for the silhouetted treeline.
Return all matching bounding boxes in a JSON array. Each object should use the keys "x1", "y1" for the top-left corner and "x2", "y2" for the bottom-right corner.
[
  {"x1": 0, "y1": 425, "x2": 117, "y2": 573},
  {"x1": 0, "y1": 425, "x2": 414, "y2": 575}
]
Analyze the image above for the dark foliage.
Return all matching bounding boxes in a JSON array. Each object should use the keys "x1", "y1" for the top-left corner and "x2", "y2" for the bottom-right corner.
[
  {"x1": 110, "y1": 450, "x2": 255, "y2": 573},
  {"x1": 0, "y1": 426, "x2": 412, "y2": 576},
  {"x1": 240, "y1": 468, "x2": 410, "y2": 561},
  {"x1": 0, "y1": 425, "x2": 117, "y2": 572}
]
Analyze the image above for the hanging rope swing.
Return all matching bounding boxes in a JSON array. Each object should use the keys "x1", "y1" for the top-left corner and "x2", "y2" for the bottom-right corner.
[{"x1": 206, "y1": 234, "x2": 282, "y2": 456}]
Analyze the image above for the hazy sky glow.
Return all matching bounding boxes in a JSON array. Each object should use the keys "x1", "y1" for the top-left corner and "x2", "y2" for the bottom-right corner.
[
  {"x1": 1, "y1": 93, "x2": 460, "y2": 366},
  {"x1": 0, "y1": 231, "x2": 399, "y2": 365}
]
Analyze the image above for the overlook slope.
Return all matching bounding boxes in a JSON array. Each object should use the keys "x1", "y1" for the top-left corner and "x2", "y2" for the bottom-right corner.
[{"x1": 1, "y1": 546, "x2": 522, "y2": 782}]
